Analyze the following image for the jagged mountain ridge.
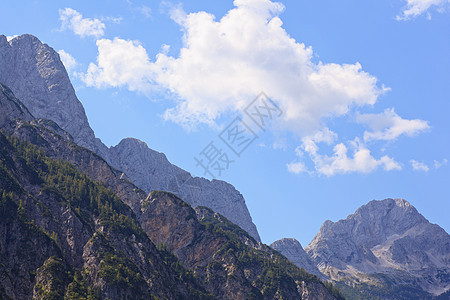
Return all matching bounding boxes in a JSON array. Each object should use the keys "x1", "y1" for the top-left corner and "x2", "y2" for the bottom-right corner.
[
  {"x1": 0, "y1": 33, "x2": 260, "y2": 241},
  {"x1": 108, "y1": 137, "x2": 260, "y2": 241},
  {"x1": 272, "y1": 198, "x2": 450, "y2": 299},
  {"x1": 0, "y1": 82, "x2": 342, "y2": 299},
  {"x1": 0, "y1": 85, "x2": 210, "y2": 298},
  {"x1": 0, "y1": 34, "x2": 109, "y2": 160},
  {"x1": 270, "y1": 238, "x2": 323, "y2": 279}
]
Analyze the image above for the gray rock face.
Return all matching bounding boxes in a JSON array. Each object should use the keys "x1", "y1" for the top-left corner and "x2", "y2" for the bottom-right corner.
[
  {"x1": 109, "y1": 138, "x2": 261, "y2": 241},
  {"x1": 270, "y1": 238, "x2": 323, "y2": 279},
  {"x1": 305, "y1": 198, "x2": 450, "y2": 296},
  {"x1": 0, "y1": 83, "x2": 34, "y2": 127},
  {"x1": 0, "y1": 34, "x2": 260, "y2": 241},
  {"x1": 0, "y1": 34, "x2": 110, "y2": 161}
]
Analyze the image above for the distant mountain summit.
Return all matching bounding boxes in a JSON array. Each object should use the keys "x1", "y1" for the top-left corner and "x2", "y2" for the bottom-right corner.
[
  {"x1": 0, "y1": 34, "x2": 260, "y2": 241},
  {"x1": 304, "y1": 198, "x2": 450, "y2": 298}
]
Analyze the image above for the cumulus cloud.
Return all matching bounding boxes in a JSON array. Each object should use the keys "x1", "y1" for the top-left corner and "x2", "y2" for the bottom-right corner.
[
  {"x1": 59, "y1": 8, "x2": 106, "y2": 38},
  {"x1": 303, "y1": 137, "x2": 401, "y2": 176},
  {"x1": 58, "y1": 50, "x2": 77, "y2": 72},
  {"x1": 84, "y1": 0, "x2": 386, "y2": 132},
  {"x1": 410, "y1": 159, "x2": 430, "y2": 171},
  {"x1": 83, "y1": 38, "x2": 155, "y2": 94},
  {"x1": 155, "y1": 1, "x2": 388, "y2": 131},
  {"x1": 82, "y1": 0, "x2": 429, "y2": 176},
  {"x1": 288, "y1": 131, "x2": 402, "y2": 176},
  {"x1": 397, "y1": 0, "x2": 449, "y2": 20},
  {"x1": 357, "y1": 108, "x2": 430, "y2": 142}
]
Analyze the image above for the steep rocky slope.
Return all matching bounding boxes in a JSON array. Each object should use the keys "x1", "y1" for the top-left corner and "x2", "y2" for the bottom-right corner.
[
  {"x1": 109, "y1": 138, "x2": 260, "y2": 240},
  {"x1": 0, "y1": 33, "x2": 260, "y2": 241},
  {"x1": 305, "y1": 198, "x2": 450, "y2": 299},
  {"x1": 270, "y1": 238, "x2": 323, "y2": 279},
  {"x1": 140, "y1": 191, "x2": 344, "y2": 299},
  {"x1": 0, "y1": 83, "x2": 342, "y2": 299},
  {"x1": 0, "y1": 34, "x2": 109, "y2": 160},
  {"x1": 0, "y1": 84, "x2": 210, "y2": 299}
]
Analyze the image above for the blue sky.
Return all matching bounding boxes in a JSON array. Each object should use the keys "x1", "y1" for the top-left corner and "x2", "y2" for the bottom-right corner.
[{"x1": 1, "y1": 0, "x2": 449, "y2": 246}]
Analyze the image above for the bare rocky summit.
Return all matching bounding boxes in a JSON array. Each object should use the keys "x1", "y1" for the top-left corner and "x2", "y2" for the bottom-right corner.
[
  {"x1": 0, "y1": 34, "x2": 110, "y2": 160},
  {"x1": 305, "y1": 198, "x2": 450, "y2": 298},
  {"x1": 0, "y1": 34, "x2": 260, "y2": 241}
]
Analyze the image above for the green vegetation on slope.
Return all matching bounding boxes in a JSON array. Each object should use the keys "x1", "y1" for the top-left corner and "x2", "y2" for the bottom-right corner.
[
  {"x1": 0, "y1": 132, "x2": 206, "y2": 298},
  {"x1": 197, "y1": 206, "x2": 346, "y2": 300}
]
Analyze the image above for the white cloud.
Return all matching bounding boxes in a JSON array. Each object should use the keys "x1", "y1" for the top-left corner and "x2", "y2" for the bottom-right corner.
[
  {"x1": 273, "y1": 139, "x2": 288, "y2": 150},
  {"x1": 85, "y1": 0, "x2": 387, "y2": 132},
  {"x1": 58, "y1": 50, "x2": 77, "y2": 72},
  {"x1": 83, "y1": 38, "x2": 156, "y2": 94},
  {"x1": 286, "y1": 161, "x2": 309, "y2": 174},
  {"x1": 161, "y1": 1, "x2": 187, "y2": 25},
  {"x1": 410, "y1": 159, "x2": 430, "y2": 171},
  {"x1": 81, "y1": 0, "x2": 429, "y2": 176},
  {"x1": 397, "y1": 0, "x2": 449, "y2": 20},
  {"x1": 299, "y1": 134, "x2": 401, "y2": 176},
  {"x1": 59, "y1": 8, "x2": 106, "y2": 38},
  {"x1": 101, "y1": 16, "x2": 123, "y2": 24},
  {"x1": 139, "y1": 5, "x2": 152, "y2": 18},
  {"x1": 155, "y1": 1, "x2": 388, "y2": 131},
  {"x1": 357, "y1": 108, "x2": 430, "y2": 142},
  {"x1": 434, "y1": 158, "x2": 448, "y2": 169}
]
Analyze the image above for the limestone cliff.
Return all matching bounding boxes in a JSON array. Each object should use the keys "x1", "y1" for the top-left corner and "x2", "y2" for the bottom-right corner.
[{"x1": 0, "y1": 34, "x2": 260, "y2": 241}]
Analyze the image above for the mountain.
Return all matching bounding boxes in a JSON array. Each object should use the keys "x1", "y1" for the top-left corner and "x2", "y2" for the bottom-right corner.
[
  {"x1": 109, "y1": 138, "x2": 260, "y2": 241},
  {"x1": 0, "y1": 82, "x2": 343, "y2": 299},
  {"x1": 270, "y1": 238, "x2": 323, "y2": 279},
  {"x1": 0, "y1": 34, "x2": 260, "y2": 241},
  {"x1": 304, "y1": 198, "x2": 450, "y2": 299},
  {"x1": 140, "y1": 191, "x2": 344, "y2": 299},
  {"x1": 0, "y1": 34, "x2": 109, "y2": 160},
  {"x1": 0, "y1": 85, "x2": 209, "y2": 299}
]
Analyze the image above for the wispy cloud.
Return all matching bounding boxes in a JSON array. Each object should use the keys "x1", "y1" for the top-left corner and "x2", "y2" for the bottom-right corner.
[
  {"x1": 434, "y1": 158, "x2": 448, "y2": 169},
  {"x1": 139, "y1": 5, "x2": 152, "y2": 19},
  {"x1": 286, "y1": 161, "x2": 309, "y2": 175},
  {"x1": 397, "y1": 0, "x2": 449, "y2": 20},
  {"x1": 59, "y1": 8, "x2": 106, "y2": 38},
  {"x1": 58, "y1": 49, "x2": 77, "y2": 72},
  {"x1": 357, "y1": 108, "x2": 430, "y2": 142},
  {"x1": 410, "y1": 159, "x2": 430, "y2": 171}
]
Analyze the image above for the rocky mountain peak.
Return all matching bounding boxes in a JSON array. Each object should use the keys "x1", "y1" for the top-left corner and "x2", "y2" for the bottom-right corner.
[
  {"x1": 0, "y1": 34, "x2": 110, "y2": 161},
  {"x1": 312, "y1": 198, "x2": 426, "y2": 251},
  {"x1": 0, "y1": 33, "x2": 261, "y2": 241},
  {"x1": 305, "y1": 198, "x2": 450, "y2": 297}
]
